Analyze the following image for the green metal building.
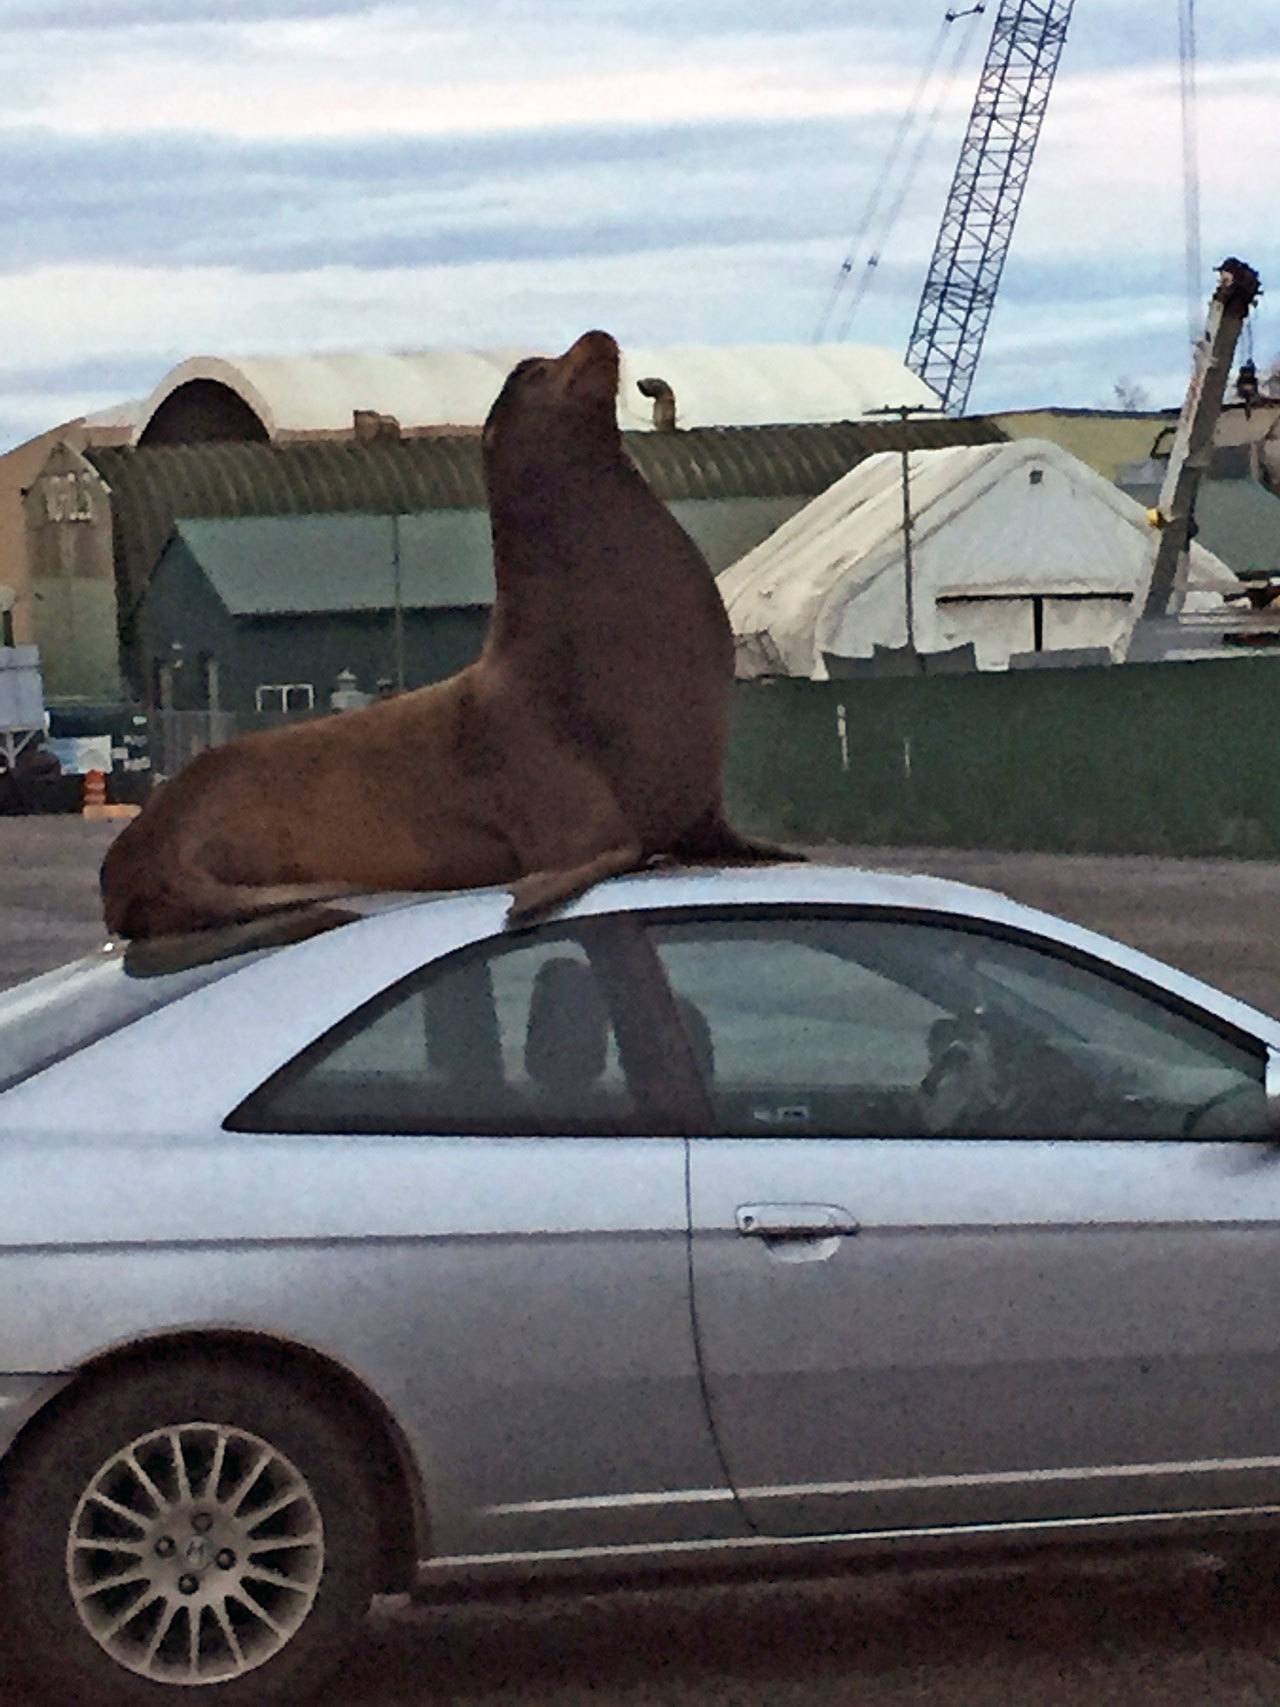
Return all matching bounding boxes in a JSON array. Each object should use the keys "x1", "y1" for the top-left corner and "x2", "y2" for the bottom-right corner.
[{"x1": 138, "y1": 514, "x2": 495, "y2": 717}]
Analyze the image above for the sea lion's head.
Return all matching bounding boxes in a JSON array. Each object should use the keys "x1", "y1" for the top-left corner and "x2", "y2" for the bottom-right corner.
[{"x1": 483, "y1": 331, "x2": 621, "y2": 480}]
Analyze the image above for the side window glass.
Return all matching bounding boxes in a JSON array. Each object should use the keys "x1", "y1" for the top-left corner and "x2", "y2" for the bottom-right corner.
[
  {"x1": 646, "y1": 916, "x2": 1268, "y2": 1141},
  {"x1": 650, "y1": 920, "x2": 943, "y2": 1138},
  {"x1": 951, "y1": 931, "x2": 1267, "y2": 1139},
  {"x1": 235, "y1": 927, "x2": 639, "y2": 1136}
]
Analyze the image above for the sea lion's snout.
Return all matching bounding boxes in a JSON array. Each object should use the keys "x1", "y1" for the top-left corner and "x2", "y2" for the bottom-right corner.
[{"x1": 558, "y1": 330, "x2": 619, "y2": 405}]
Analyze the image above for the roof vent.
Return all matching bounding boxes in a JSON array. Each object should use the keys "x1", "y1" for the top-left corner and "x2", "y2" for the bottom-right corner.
[
  {"x1": 353, "y1": 409, "x2": 402, "y2": 443},
  {"x1": 637, "y1": 377, "x2": 677, "y2": 433}
]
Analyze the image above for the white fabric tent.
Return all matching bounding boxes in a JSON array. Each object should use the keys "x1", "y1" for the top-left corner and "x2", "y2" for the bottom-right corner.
[{"x1": 719, "y1": 439, "x2": 1240, "y2": 677}]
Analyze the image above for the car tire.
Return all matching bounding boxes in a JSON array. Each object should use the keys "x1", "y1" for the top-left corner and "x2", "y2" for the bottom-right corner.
[{"x1": 0, "y1": 1353, "x2": 382, "y2": 1706}]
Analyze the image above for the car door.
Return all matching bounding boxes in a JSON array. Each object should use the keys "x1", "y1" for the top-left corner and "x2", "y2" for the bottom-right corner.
[
  {"x1": 642, "y1": 905, "x2": 1280, "y2": 1540},
  {"x1": 230, "y1": 913, "x2": 737, "y2": 1559}
]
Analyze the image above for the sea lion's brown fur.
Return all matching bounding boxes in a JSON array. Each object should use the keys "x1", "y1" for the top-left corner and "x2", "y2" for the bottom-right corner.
[{"x1": 101, "y1": 330, "x2": 785, "y2": 940}]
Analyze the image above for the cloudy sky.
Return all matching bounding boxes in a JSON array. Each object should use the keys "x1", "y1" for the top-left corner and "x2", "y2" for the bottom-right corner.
[{"x1": 1, "y1": 0, "x2": 1276, "y2": 450}]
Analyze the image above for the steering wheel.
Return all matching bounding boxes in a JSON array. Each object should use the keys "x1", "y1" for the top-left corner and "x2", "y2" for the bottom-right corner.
[{"x1": 919, "y1": 1016, "x2": 1003, "y2": 1136}]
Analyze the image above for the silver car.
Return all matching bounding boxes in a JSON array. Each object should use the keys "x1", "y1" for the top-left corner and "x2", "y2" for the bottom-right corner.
[{"x1": 2, "y1": 862, "x2": 1279, "y2": 1704}]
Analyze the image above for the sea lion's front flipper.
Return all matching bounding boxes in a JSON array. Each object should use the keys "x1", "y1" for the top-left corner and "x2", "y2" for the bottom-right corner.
[
  {"x1": 499, "y1": 741, "x2": 645, "y2": 923},
  {"x1": 507, "y1": 838, "x2": 644, "y2": 924}
]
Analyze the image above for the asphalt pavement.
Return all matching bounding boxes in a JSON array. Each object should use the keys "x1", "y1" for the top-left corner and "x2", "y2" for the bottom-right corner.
[
  {"x1": 5, "y1": 818, "x2": 1280, "y2": 1014},
  {"x1": 5, "y1": 1551, "x2": 1276, "y2": 1707},
  {"x1": 0, "y1": 816, "x2": 120, "y2": 990},
  {"x1": 6, "y1": 817, "x2": 1280, "y2": 1703}
]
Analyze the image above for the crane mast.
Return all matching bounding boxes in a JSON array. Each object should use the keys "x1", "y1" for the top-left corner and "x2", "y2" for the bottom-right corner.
[
  {"x1": 1124, "y1": 257, "x2": 1262, "y2": 660},
  {"x1": 905, "y1": 0, "x2": 1075, "y2": 415}
]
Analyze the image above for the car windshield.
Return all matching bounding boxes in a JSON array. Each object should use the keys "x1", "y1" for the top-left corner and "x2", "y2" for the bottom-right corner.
[{"x1": 0, "y1": 907, "x2": 356, "y2": 1095}]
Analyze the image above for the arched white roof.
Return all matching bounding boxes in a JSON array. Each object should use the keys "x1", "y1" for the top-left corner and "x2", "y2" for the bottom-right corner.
[
  {"x1": 82, "y1": 399, "x2": 146, "y2": 431},
  {"x1": 133, "y1": 343, "x2": 938, "y2": 443},
  {"x1": 720, "y1": 438, "x2": 1240, "y2": 677}
]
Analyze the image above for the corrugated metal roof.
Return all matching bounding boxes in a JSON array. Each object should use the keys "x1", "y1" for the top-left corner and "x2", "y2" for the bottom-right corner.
[
  {"x1": 136, "y1": 343, "x2": 942, "y2": 442},
  {"x1": 89, "y1": 417, "x2": 1005, "y2": 630},
  {"x1": 170, "y1": 514, "x2": 495, "y2": 616},
  {"x1": 722, "y1": 439, "x2": 1239, "y2": 677}
]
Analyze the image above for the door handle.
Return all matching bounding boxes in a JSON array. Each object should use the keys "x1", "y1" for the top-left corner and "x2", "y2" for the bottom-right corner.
[{"x1": 736, "y1": 1203, "x2": 860, "y2": 1240}]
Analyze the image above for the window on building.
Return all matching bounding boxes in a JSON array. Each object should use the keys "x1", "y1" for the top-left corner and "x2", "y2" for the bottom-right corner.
[
  {"x1": 936, "y1": 593, "x2": 1132, "y2": 660},
  {"x1": 255, "y1": 683, "x2": 315, "y2": 714}
]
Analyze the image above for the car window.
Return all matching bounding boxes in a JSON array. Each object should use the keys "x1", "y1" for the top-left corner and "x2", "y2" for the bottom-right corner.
[
  {"x1": 645, "y1": 913, "x2": 1269, "y2": 1140},
  {"x1": 231, "y1": 923, "x2": 649, "y2": 1137}
]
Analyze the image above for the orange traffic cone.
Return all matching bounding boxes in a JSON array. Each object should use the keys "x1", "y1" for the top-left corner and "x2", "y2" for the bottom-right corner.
[
  {"x1": 82, "y1": 769, "x2": 110, "y2": 820},
  {"x1": 81, "y1": 767, "x2": 141, "y2": 822}
]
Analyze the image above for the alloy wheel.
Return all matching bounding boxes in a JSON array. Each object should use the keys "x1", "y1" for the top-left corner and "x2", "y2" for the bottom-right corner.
[{"x1": 66, "y1": 1421, "x2": 325, "y2": 1686}]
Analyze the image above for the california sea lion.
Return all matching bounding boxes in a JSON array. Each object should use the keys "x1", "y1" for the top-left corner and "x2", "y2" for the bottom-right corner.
[{"x1": 101, "y1": 329, "x2": 785, "y2": 939}]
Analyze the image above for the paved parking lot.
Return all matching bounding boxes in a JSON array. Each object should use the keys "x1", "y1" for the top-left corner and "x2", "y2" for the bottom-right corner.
[
  {"x1": 6, "y1": 816, "x2": 1280, "y2": 1702},
  {"x1": 3, "y1": 1549, "x2": 1278, "y2": 1707},
  {"x1": 0, "y1": 817, "x2": 120, "y2": 990},
  {"x1": 6, "y1": 817, "x2": 1280, "y2": 1013},
  {"x1": 276, "y1": 1555, "x2": 1280, "y2": 1706}
]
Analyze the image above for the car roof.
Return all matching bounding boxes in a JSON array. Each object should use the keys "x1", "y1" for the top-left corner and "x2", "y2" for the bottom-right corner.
[
  {"x1": 559, "y1": 860, "x2": 1019, "y2": 919},
  {"x1": 339, "y1": 860, "x2": 1021, "y2": 924},
  {"x1": 339, "y1": 860, "x2": 1280, "y2": 1043}
]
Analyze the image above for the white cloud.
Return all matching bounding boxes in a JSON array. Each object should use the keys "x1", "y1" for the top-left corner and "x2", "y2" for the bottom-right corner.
[
  {"x1": 0, "y1": 245, "x2": 831, "y2": 375},
  {"x1": 9, "y1": 9, "x2": 959, "y2": 140},
  {"x1": 0, "y1": 389, "x2": 134, "y2": 446},
  {"x1": 0, "y1": 1, "x2": 1275, "y2": 444}
]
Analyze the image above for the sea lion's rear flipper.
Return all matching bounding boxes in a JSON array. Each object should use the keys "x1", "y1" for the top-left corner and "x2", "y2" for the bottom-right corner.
[
  {"x1": 106, "y1": 878, "x2": 365, "y2": 941},
  {"x1": 507, "y1": 838, "x2": 644, "y2": 925}
]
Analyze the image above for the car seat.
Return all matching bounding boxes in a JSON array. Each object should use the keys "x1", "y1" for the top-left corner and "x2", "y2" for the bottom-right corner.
[
  {"x1": 675, "y1": 996, "x2": 715, "y2": 1083},
  {"x1": 524, "y1": 958, "x2": 612, "y2": 1113}
]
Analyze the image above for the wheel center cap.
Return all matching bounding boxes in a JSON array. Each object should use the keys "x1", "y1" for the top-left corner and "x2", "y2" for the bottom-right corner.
[{"x1": 183, "y1": 1537, "x2": 212, "y2": 1572}]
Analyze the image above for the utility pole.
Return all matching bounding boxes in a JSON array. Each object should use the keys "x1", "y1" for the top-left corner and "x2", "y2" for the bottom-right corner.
[
  {"x1": 871, "y1": 404, "x2": 938, "y2": 671},
  {"x1": 390, "y1": 512, "x2": 406, "y2": 693}
]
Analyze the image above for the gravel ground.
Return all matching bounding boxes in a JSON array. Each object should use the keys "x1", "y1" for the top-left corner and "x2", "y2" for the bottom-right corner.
[{"x1": 5, "y1": 818, "x2": 1280, "y2": 1703}]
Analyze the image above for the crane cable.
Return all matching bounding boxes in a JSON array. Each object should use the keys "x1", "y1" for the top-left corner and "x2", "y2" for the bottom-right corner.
[
  {"x1": 1178, "y1": 0, "x2": 1202, "y2": 347},
  {"x1": 833, "y1": 7, "x2": 986, "y2": 343},
  {"x1": 813, "y1": 10, "x2": 954, "y2": 344}
]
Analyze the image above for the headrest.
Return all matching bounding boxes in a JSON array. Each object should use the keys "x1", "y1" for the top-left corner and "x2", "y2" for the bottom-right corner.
[{"x1": 525, "y1": 958, "x2": 610, "y2": 1095}]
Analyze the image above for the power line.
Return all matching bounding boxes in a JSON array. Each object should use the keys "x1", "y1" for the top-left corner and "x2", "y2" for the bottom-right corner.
[
  {"x1": 814, "y1": 10, "x2": 955, "y2": 343},
  {"x1": 1178, "y1": 0, "x2": 1202, "y2": 347},
  {"x1": 834, "y1": 10, "x2": 986, "y2": 343}
]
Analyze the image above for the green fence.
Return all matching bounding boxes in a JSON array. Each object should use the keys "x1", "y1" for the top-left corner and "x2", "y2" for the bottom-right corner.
[{"x1": 725, "y1": 657, "x2": 1280, "y2": 857}]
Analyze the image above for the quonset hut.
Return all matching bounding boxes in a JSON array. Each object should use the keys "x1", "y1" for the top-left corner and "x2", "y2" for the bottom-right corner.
[{"x1": 11, "y1": 342, "x2": 1005, "y2": 715}]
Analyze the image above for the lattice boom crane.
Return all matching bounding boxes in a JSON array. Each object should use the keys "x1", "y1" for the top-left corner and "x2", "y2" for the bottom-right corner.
[{"x1": 905, "y1": 0, "x2": 1076, "y2": 416}]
